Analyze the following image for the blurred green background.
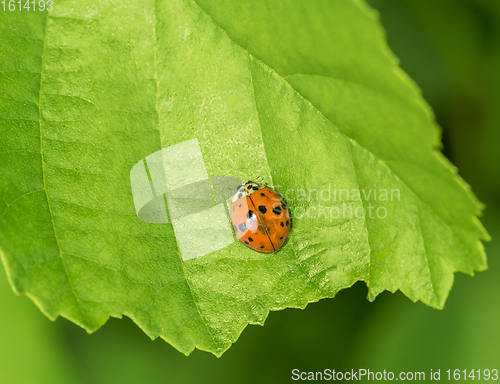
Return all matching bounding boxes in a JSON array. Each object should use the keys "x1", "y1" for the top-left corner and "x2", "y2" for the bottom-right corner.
[{"x1": 1, "y1": 0, "x2": 499, "y2": 382}]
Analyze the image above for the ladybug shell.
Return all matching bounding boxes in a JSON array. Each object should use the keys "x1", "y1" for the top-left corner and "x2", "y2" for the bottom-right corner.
[{"x1": 230, "y1": 183, "x2": 291, "y2": 253}]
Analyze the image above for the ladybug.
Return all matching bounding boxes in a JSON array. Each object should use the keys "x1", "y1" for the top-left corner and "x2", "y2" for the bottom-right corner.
[{"x1": 230, "y1": 181, "x2": 291, "y2": 253}]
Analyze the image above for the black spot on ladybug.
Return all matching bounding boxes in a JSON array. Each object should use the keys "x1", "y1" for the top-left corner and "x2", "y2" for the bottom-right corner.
[
  {"x1": 280, "y1": 222, "x2": 284, "y2": 227},
  {"x1": 280, "y1": 236, "x2": 283, "y2": 240},
  {"x1": 239, "y1": 188, "x2": 245, "y2": 193},
  {"x1": 261, "y1": 193, "x2": 266, "y2": 197},
  {"x1": 238, "y1": 193, "x2": 243, "y2": 199},
  {"x1": 252, "y1": 186, "x2": 258, "y2": 191},
  {"x1": 246, "y1": 210, "x2": 254, "y2": 219},
  {"x1": 238, "y1": 204, "x2": 241, "y2": 208},
  {"x1": 248, "y1": 237, "x2": 254, "y2": 242},
  {"x1": 281, "y1": 202, "x2": 287, "y2": 210},
  {"x1": 247, "y1": 180, "x2": 253, "y2": 184},
  {"x1": 236, "y1": 184, "x2": 242, "y2": 191},
  {"x1": 258, "y1": 205, "x2": 267, "y2": 214},
  {"x1": 272, "y1": 206, "x2": 282, "y2": 215},
  {"x1": 247, "y1": 185, "x2": 252, "y2": 190},
  {"x1": 286, "y1": 220, "x2": 289, "y2": 226},
  {"x1": 244, "y1": 241, "x2": 249, "y2": 245},
  {"x1": 266, "y1": 226, "x2": 270, "y2": 232},
  {"x1": 260, "y1": 245, "x2": 265, "y2": 249},
  {"x1": 233, "y1": 224, "x2": 238, "y2": 233},
  {"x1": 238, "y1": 222, "x2": 247, "y2": 232}
]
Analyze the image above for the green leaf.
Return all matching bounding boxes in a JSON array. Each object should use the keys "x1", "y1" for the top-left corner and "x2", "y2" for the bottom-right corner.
[{"x1": 0, "y1": 0, "x2": 489, "y2": 356}]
